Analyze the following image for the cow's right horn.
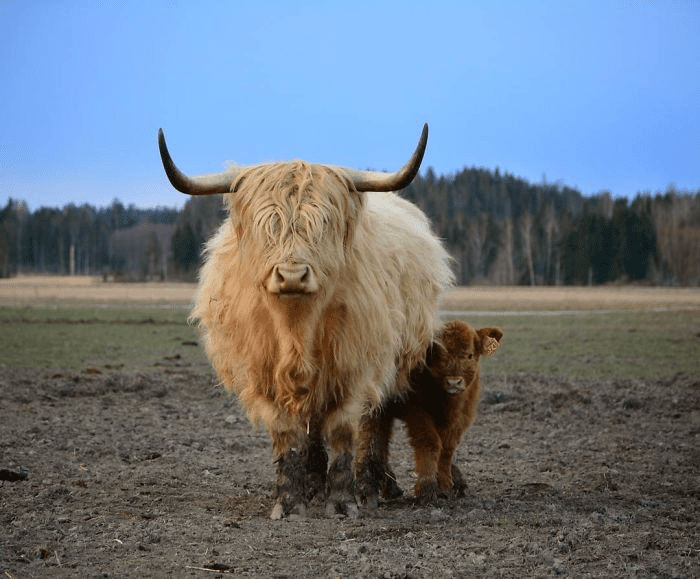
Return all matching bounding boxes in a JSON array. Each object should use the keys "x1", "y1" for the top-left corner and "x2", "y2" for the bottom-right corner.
[{"x1": 158, "y1": 129, "x2": 237, "y2": 195}]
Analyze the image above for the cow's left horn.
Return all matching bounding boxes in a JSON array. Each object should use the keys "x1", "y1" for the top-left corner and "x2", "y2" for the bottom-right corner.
[
  {"x1": 346, "y1": 123, "x2": 428, "y2": 192},
  {"x1": 158, "y1": 129, "x2": 237, "y2": 195}
]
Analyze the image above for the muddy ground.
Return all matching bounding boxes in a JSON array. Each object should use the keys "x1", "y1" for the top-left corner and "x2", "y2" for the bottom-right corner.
[{"x1": 1, "y1": 364, "x2": 698, "y2": 578}]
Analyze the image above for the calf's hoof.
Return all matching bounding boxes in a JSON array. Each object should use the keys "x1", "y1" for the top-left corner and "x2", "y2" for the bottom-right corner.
[
  {"x1": 452, "y1": 481, "x2": 468, "y2": 498},
  {"x1": 451, "y1": 464, "x2": 468, "y2": 497},
  {"x1": 414, "y1": 480, "x2": 440, "y2": 506}
]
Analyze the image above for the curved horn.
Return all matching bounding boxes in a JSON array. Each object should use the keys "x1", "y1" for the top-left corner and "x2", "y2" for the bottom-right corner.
[
  {"x1": 346, "y1": 123, "x2": 428, "y2": 192},
  {"x1": 158, "y1": 129, "x2": 236, "y2": 195}
]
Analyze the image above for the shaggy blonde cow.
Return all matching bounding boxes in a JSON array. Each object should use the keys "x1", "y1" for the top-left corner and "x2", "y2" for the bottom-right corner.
[{"x1": 158, "y1": 125, "x2": 453, "y2": 518}]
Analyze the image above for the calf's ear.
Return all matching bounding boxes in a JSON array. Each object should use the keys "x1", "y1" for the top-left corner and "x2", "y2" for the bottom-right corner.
[{"x1": 477, "y1": 327, "x2": 503, "y2": 357}]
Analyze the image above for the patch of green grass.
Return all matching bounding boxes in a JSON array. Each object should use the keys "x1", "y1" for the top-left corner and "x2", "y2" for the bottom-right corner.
[
  {"x1": 1, "y1": 305, "x2": 698, "y2": 380},
  {"x1": 0, "y1": 305, "x2": 210, "y2": 373},
  {"x1": 453, "y1": 310, "x2": 700, "y2": 380}
]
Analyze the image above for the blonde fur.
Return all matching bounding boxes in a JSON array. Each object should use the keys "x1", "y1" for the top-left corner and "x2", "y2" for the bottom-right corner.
[{"x1": 190, "y1": 161, "x2": 453, "y2": 453}]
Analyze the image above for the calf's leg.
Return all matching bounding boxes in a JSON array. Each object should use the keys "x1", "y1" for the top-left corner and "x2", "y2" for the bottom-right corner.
[
  {"x1": 402, "y1": 407, "x2": 442, "y2": 505},
  {"x1": 451, "y1": 463, "x2": 468, "y2": 497},
  {"x1": 435, "y1": 441, "x2": 457, "y2": 497}
]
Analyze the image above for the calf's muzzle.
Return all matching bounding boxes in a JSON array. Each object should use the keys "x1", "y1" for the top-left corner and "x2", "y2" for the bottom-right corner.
[{"x1": 445, "y1": 377, "x2": 466, "y2": 394}]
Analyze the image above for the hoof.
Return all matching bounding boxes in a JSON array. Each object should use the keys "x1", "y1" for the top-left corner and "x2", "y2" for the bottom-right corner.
[
  {"x1": 356, "y1": 493, "x2": 378, "y2": 510},
  {"x1": 270, "y1": 500, "x2": 306, "y2": 520},
  {"x1": 345, "y1": 502, "x2": 359, "y2": 519},
  {"x1": 452, "y1": 482, "x2": 468, "y2": 498},
  {"x1": 326, "y1": 500, "x2": 359, "y2": 519},
  {"x1": 305, "y1": 472, "x2": 328, "y2": 504},
  {"x1": 270, "y1": 502, "x2": 285, "y2": 520},
  {"x1": 415, "y1": 480, "x2": 440, "y2": 506}
]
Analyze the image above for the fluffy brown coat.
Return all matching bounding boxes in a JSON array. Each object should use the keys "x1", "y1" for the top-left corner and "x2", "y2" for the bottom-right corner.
[{"x1": 379, "y1": 320, "x2": 503, "y2": 504}]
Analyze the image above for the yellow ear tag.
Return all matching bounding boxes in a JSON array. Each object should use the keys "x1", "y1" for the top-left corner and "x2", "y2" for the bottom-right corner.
[{"x1": 483, "y1": 337, "x2": 499, "y2": 355}]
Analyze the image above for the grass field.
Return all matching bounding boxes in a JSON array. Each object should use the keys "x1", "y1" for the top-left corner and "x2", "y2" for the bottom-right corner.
[
  {"x1": 0, "y1": 305, "x2": 208, "y2": 374},
  {"x1": 1, "y1": 276, "x2": 698, "y2": 379}
]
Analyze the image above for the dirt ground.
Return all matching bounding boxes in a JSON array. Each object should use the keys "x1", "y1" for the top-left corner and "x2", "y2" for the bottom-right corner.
[{"x1": 1, "y1": 362, "x2": 698, "y2": 578}]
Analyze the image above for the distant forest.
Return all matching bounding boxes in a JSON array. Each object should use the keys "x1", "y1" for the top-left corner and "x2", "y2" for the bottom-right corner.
[{"x1": 1, "y1": 166, "x2": 699, "y2": 286}]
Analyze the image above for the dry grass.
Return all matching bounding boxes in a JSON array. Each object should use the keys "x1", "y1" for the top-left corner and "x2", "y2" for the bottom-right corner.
[
  {"x1": 0, "y1": 275, "x2": 195, "y2": 305},
  {"x1": 442, "y1": 285, "x2": 700, "y2": 311},
  {"x1": 2, "y1": 275, "x2": 698, "y2": 311}
]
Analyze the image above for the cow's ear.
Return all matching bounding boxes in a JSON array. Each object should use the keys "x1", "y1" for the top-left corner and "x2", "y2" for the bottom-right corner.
[{"x1": 477, "y1": 327, "x2": 503, "y2": 357}]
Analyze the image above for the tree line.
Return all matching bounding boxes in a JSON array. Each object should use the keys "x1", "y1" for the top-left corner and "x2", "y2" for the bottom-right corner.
[
  {"x1": 403, "y1": 168, "x2": 699, "y2": 286},
  {"x1": 1, "y1": 167, "x2": 698, "y2": 285}
]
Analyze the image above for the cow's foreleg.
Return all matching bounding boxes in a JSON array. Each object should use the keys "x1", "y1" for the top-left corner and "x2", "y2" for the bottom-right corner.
[
  {"x1": 270, "y1": 431, "x2": 307, "y2": 520},
  {"x1": 325, "y1": 423, "x2": 358, "y2": 518}
]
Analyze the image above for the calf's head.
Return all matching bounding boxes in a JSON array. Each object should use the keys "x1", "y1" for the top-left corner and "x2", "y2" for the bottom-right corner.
[{"x1": 427, "y1": 321, "x2": 503, "y2": 394}]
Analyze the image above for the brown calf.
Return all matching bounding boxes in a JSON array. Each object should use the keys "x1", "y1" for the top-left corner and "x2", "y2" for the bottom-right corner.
[{"x1": 376, "y1": 320, "x2": 503, "y2": 504}]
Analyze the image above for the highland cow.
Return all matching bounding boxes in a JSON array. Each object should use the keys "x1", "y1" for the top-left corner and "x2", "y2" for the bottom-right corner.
[
  {"x1": 158, "y1": 125, "x2": 453, "y2": 518},
  {"x1": 373, "y1": 320, "x2": 503, "y2": 505}
]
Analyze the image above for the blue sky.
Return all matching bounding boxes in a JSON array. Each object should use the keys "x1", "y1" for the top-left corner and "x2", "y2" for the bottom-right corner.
[{"x1": 1, "y1": 0, "x2": 699, "y2": 210}]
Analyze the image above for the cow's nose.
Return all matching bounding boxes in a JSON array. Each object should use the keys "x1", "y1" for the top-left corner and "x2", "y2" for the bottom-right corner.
[
  {"x1": 445, "y1": 377, "x2": 465, "y2": 394},
  {"x1": 269, "y1": 263, "x2": 319, "y2": 294}
]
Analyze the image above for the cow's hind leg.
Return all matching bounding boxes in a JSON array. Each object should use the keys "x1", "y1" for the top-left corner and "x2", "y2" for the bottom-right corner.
[
  {"x1": 354, "y1": 407, "x2": 393, "y2": 509},
  {"x1": 270, "y1": 431, "x2": 307, "y2": 520},
  {"x1": 325, "y1": 423, "x2": 358, "y2": 518},
  {"x1": 302, "y1": 420, "x2": 328, "y2": 503},
  {"x1": 381, "y1": 466, "x2": 404, "y2": 500}
]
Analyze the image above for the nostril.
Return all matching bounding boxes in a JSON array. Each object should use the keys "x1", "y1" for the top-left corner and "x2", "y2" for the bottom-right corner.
[{"x1": 274, "y1": 266, "x2": 286, "y2": 284}]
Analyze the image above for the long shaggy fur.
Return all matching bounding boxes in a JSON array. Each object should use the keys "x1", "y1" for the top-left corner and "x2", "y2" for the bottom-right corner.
[
  {"x1": 190, "y1": 160, "x2": 453, "y2": 458},
  {"x1": 380, "y1": 320, "x2": 503, "y2": 504}
]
